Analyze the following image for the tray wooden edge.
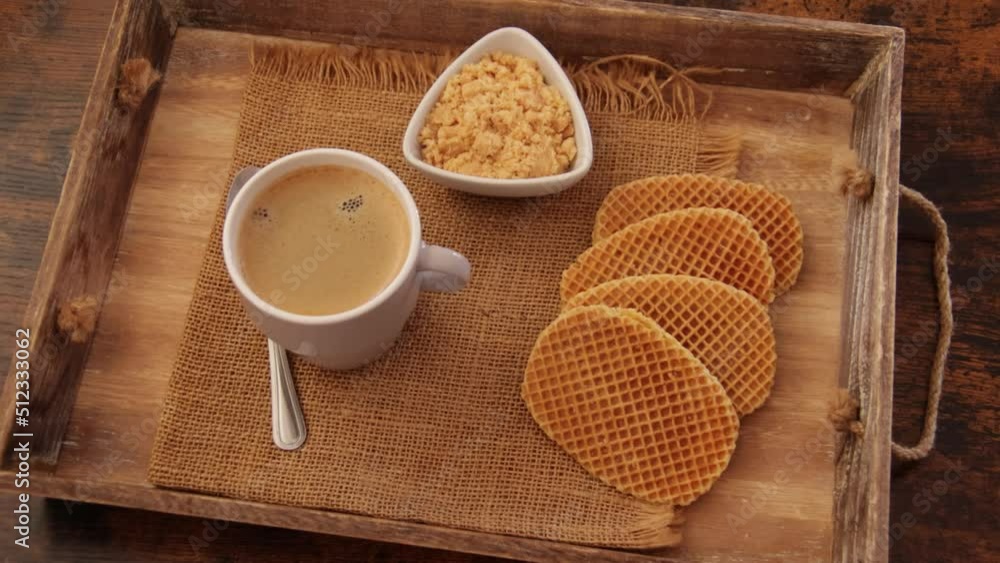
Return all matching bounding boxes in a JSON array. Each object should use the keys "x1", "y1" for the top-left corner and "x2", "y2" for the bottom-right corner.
[
  {"x1": 0, "y1": 474, "x2": 678, "y2": 563},
  {"x1": 175, "y1": 0, "x2": 903, "y2": 93},
  {"x1": 832, "y1": 30, "x2": 904, "y2": 563}
]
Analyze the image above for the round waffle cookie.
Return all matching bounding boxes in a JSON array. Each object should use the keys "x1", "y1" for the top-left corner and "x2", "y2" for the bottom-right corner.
[
  {"x1": 561, "y1": 208, "x2": 776, "y2": 304},
  {"x1": 565, "y1": 275, "x2": 777, "y2": 416},
  {"x1": 522, "y1": 305, "x2": 740, "y2": 506},
  {"x1": 593, "y1": 174, "x2": 804, "y2": 295}
]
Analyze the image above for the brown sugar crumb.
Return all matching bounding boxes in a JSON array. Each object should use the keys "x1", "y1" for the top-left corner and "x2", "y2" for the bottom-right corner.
[{"x1": 419, "y1": 52, "x2": 577, "y2": 179}]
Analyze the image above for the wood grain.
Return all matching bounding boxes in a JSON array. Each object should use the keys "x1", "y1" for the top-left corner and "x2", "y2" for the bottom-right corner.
[
  {"x1": 0, "y1": 1, "x2": 995, "y2": 563},
  {"x1": 169, "y1": 0, "x2": 894, "y2": 93},
  {"x1": 831, "y1": 29, "x2": 903, "y2": 563},
  {"x1": 0, "y1": 0, "x2": 173, "y2": 468},
  {"x1": 2, "y1": 475, "x2": 691, "y2": 563}
]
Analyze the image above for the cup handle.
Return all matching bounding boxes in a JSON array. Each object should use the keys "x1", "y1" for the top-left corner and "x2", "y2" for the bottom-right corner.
[{"x1": 417, "y1": 243, "x2": 470, "y2": 293}]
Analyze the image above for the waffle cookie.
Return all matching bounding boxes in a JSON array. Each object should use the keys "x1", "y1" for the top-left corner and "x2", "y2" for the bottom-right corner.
[
  {"x1": 522, "y1": 305, "x2": 740, "y2": 506},
  {"x1": 593, "y1": 174, "x2": 804, "y2": 294},
  {"x1": 561, "y1": 208, "x2": 776, "y2": 304},
  {"x1": 565, "y1": 275, "x2": 777, "y2": 416}
]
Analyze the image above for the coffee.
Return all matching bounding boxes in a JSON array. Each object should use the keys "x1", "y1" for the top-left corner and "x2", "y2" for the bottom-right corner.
[{"x1": 238, "y1": 165, "x2": 410, "y2": 316}]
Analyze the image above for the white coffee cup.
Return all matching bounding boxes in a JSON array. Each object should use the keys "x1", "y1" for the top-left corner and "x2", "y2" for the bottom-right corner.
[{"x1": 222, "y1": 148, "x2": 471, "y2": 370}]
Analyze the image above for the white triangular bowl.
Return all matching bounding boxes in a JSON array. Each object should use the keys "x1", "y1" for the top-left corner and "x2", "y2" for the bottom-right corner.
[{"x1": 402, "y1": 27, "x2": 593, "y2": 198}]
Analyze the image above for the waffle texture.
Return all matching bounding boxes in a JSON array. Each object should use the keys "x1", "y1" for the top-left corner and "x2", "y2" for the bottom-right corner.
[
  {"x1": 593, "y1": 174, "x2": 803, "y2": 294},
  {"x1": 522, "y1": 305, "x2": 740, "y2": 506},
  {"x1": 561, "y1": 208, "x2": 776, "y2": 304},
  {"x1": 565, "y1": 275, "x2": 777, "y2": 416}
]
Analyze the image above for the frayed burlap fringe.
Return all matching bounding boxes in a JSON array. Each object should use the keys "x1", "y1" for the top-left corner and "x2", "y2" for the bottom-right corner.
[
  {"x1": 250, "y1": 43, "x2": 454, "y2": 94},
  {"x1": 566, "y1": 55, "x2": 718, "y2": 121},
  {"x1": 696, "y1": 128, "x2": 742, "y2": 177},
  {"x1": 251, "y1": 43, "x2": 737, "y2": 135},
  {"x1": 249, "y1": 43, "x2": 742, "y2": 182}
]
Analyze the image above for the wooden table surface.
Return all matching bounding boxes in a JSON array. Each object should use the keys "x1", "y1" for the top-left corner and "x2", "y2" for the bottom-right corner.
[{"x1": 0, "y1": 1, "x2": 995, "y2": 562}]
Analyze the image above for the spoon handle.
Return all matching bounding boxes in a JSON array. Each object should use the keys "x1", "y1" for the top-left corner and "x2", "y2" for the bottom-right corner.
[{"x1": 268, "y1": 339, "x2": 307, "y2": 450}]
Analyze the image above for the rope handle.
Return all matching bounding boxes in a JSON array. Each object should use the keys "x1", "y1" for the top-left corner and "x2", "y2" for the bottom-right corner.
[
  {"x1": 834, "y1": 179, "x2": 952, "y2": 462},
  {"x1": 891, "y1": 185, "x2": 952, "y2": 461}
]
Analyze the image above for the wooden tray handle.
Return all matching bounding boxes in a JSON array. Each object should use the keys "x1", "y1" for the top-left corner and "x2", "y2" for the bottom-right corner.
[
  {"x1": 889, "y1": 185, "x2": 952, "y2": 461},
  {"x1": 840, "y1": 177, "x2": 953, "y2": 461}
]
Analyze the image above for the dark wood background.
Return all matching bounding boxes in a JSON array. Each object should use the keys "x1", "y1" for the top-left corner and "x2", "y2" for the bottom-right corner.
[{"x1": 0, "y1": 0, "x2": 995, "y2": 561}]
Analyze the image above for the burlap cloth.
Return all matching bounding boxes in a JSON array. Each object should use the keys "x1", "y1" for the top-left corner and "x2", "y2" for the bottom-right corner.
[{"x1": 149, "y1": 44, "x2": 739, "y2": 548}]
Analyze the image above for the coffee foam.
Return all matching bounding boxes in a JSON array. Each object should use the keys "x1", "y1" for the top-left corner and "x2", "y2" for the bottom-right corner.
[{"x1": 237, "y1": 165, "x2": 409, "y2": 316}]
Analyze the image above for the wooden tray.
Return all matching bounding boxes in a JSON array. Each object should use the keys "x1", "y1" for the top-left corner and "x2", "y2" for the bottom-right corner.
[{"x1": 0, "y1": 1, "x2": 903, "y2": 561}]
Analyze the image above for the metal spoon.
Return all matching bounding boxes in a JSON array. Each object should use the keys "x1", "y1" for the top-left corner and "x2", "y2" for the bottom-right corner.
[{"x1": 227, "y1": 166, "x2": 307, "y2": 451}]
